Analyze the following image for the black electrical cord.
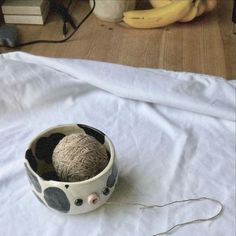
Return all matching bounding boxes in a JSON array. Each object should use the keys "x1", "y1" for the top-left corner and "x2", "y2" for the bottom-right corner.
[
  {"x1": 233, "y1": 0, "x2": 236, "y2": 34},
  {"x1": 66, "y1": 0, "x2": 73, "y2": 10},
  {"x1": 2, "y1": 0, "x2": 96, "y2": 48},
  {"x1": 49, "y1": 0, "x2": 77, "y2": 37}
]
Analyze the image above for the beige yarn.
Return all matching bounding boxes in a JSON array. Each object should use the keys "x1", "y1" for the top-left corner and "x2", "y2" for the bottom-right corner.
[{"x1": 52, "y1": 133, "x2": 109, "y2": 182}]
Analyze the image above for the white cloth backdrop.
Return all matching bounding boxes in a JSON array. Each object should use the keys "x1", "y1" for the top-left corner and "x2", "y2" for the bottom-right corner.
[{"x1": 0, "y1": 52, "x2": 235, "y2": 236}]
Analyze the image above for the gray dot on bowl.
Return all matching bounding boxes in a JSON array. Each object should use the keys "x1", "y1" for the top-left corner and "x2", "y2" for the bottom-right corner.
[
  {"x1": 24, "y1": 163, "x2": 42, "y2": 193},
  {"x1": 44, "y1": 187, "x2": 70, "y2": 213},
  {"x1": 106, "y1": 164, "x2": 118, "y2": 188}
]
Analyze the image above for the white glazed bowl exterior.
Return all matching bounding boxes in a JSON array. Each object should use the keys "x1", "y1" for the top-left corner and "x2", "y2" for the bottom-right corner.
[{"x1": 24, "y1": 124, "x2": 118, "y2": 214}]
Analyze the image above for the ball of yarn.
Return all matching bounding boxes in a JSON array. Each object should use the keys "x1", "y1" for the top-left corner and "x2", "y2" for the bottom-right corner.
[{"x1": 52, "y1": 133, "x2": 109, "y2": 182}]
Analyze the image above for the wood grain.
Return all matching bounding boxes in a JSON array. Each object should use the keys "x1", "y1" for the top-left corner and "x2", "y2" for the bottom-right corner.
[{"x1": 0, "y1": 0, "x2": 235, "y2": 79}]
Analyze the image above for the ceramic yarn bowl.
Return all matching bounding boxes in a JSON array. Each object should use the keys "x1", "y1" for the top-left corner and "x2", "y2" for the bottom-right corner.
[{"x1": 24, "y1": 124, "x2": 118, "y2": 214}]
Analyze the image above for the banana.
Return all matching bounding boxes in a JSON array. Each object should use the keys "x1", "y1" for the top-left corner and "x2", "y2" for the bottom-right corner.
[
  {"x1": 123, "y1": 0, "x2": 194, "y2": 29},
  {"x1": 205, "y1": 0, "x2": 217, "y2": 12},
  {"x1": 196, "y1": 0, "x2": 207, "y2": 17},
  {"x1": 179, "y1": 0, "x2": 201, "y2": 22},
  {"x1": 149, "y1": 0, "x2": 172, "y2": 8},
  {"x1": 179, "y1": 0, "x2": 216, "y2": 23}
]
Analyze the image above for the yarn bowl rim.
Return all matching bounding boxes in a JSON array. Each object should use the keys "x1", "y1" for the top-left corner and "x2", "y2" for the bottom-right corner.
[{"x1": 25, "y1": 123, "x2": 115, "y2": 186}]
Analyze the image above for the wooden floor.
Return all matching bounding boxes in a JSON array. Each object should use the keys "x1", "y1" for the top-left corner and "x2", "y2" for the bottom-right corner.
[{"x1": 0, "y1": 0, "x2": 235, "y2": 80}]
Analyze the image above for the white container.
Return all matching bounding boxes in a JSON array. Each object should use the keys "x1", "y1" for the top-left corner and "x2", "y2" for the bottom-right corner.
[
  {"x1": 24, "y1": 124, "x2": 118, "y2": 214},
  {"x1": 90, "y1": 0, "x2": 136, "y2": 22}
]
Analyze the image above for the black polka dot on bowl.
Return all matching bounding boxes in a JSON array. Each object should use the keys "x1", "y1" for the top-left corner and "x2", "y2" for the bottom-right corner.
[
  {"x1": 74, "y1": 198, "x2": 83, "y2": 206},
  {"x1": 41, "y1": 171, "x2": 60, "y2": 181},
  {"x1": 25, "y1": 149, "x2": 37, "y2": 172},
  {"x1": 24, "y1": 163, "x2": 42, "y2": 193},
  {"x1": 103, "y1": 187, "x2": 110, "y2": 196},
  {"x1": 35, "y1": 133, "x2": 65, "y2": 164},
  {"x1": 35, "y1": 137, "x2": 51, "y2": 162},
  {"x1": 49, "y1": 133, "x2": 66, "y2": 147},
  {"x1": 106, "y1": 150, "x2": 111, "y2": 160},
  {"x1": 77, "y1": 124, "x2": 105, "y2": 144}
]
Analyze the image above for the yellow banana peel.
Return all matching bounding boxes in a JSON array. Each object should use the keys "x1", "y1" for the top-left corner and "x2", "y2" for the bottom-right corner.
[
  {"x1": 123, "y1": 0, "x2": 194, "y2": 29},
  {"x1": 196, "y1": 0, "x2": 207, "y2": 17},
  {"x1": 205, "y1": 0, "x2": 217, "y2": 12},
  {"x1": 179, "y1": 0, "x2": 201, "y2": 22},
  {"x1": 149, "y1": 0, "x2": 173, "y2": 8}
]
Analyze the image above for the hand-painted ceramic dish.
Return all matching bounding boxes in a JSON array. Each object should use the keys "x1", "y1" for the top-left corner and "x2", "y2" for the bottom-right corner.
[{"x1": 24, "y1": 124, "x2": 118, "y2": 214}]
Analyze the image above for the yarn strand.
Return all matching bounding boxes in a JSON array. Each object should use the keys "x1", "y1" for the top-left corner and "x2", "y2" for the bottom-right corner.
[{"x1": 106, "y1": 197, "x2": 224, "y2": 235}]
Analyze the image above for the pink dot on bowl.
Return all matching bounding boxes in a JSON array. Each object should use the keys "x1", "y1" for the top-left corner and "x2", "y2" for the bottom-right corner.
[{"x1": 88, "y1": 193, "x2": 100, "y2": 205}]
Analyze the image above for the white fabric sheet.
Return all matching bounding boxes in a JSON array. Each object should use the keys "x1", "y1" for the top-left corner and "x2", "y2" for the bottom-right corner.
[{"x1": 0, "y1": 52, "x2": 235, "y2": 236}]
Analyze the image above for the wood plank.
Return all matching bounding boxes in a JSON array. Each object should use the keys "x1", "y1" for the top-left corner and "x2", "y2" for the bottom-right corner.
[{"x1": 0, "y1": 0, "x2": 235, "y2": 79}]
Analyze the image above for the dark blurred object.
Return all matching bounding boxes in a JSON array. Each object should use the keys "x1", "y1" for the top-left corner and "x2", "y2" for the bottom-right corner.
[
  {"x1": 49, "y1": 0, "x2": 75, "y2": 37},
  {"x1": 233, "y1": 0, "x2": 236, "y2": 34},
  {"x1": 0, "y1": 24, "x2": 18, "y2": 47},
  {"x1": 0, "y1": 0, "x2": 4, "y2": 24}
]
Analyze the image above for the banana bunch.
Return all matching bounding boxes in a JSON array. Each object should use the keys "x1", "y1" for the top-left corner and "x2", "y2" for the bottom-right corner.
[{"x1": 123, "y1": 0, "x2": 217, "y2": 28}]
